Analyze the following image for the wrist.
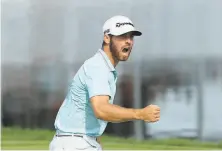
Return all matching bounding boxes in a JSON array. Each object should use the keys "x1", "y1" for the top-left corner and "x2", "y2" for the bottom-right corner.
[{"x1": 133, "y1": 109, "x2": 143, "y2": 120}]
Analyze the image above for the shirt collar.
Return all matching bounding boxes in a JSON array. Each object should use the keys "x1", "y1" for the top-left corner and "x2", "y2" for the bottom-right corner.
[{"x1": 98, "y1": 49, "x2": 115, "y2": 72}]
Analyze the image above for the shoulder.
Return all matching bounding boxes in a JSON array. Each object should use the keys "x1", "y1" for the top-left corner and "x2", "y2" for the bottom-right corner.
[{"x1": 83, "y1": 53, "x2": 109, "y2": 76}]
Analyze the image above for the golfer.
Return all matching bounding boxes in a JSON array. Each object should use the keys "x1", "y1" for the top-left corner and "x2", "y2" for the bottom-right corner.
[{"x1": 49, "y1": 15, "x2": 160, "y2": 151}]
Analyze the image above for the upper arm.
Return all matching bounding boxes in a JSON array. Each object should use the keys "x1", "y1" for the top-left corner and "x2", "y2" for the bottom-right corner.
[{"x1": 90, "y1": 95, "x2": 110, "y2": 117}]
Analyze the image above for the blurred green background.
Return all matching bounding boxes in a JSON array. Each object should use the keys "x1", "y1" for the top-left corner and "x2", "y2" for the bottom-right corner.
[{"x1": 2, "y1": 127, "x2": 222, "y2": 150}]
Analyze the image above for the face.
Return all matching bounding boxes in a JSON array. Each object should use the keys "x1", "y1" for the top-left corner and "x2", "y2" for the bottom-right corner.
[{"x1": 106, "y1": 32, "x2": 135, "y2": 61}]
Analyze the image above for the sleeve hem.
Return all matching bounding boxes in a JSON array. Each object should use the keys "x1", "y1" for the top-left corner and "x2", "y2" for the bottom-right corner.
[{"x1": 89, "y1": 93, "x2": 111, "y2": 99}]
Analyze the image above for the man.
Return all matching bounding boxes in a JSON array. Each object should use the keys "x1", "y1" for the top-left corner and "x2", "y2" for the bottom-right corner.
[{"x1": 49, "y1": 15, "x2": 160, "y2": 151}]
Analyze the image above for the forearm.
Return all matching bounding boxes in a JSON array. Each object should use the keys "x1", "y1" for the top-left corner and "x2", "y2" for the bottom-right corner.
[{"x1": 95, "y1": 103, "x2": 142, "y2": 122}]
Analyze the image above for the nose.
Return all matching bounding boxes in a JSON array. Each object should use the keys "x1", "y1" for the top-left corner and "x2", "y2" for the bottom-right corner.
[{"x1": 126, "y1": 37, "x2": 133, "y2": 45}]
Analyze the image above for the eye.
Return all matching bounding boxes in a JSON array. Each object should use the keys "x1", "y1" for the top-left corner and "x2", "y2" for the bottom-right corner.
[
  {"x1": 130, "y1": 35, "x2": 134, "y2": 40},
  {"x1": 123, "y1": 33, "x2": 131, "y2": 38}
]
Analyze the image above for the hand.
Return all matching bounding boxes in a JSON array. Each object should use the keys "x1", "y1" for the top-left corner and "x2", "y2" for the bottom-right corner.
[{"x1": 139, "y1": 104, "x2": 160, "y2": 122}]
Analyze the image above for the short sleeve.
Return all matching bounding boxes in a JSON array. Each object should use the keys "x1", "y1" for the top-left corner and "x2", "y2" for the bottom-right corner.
[{"x1": 85, "y1": 66, "x2": 111, "y2": 98}]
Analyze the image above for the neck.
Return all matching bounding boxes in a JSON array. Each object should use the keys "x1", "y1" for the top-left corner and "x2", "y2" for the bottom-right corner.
[{"x1": 102, "y1": 45, "x2": 119, "y2": 67}]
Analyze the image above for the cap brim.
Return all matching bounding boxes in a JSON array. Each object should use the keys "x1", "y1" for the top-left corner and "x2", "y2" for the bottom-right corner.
[
  {"x1": 111, "y1": 29, "x2": 142, "y2": 36},
  {"x1": 131, "y1": 30, "x2": 142, "y2": 36}
]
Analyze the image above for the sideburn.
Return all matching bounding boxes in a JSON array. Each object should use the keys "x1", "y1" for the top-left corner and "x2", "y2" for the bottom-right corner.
[
  {"x1": 109, "y1": 37, "x2": 120, "y2": 65},
  {"x1": 109, "y1": 38, "x2": 118, "y2": 58}
]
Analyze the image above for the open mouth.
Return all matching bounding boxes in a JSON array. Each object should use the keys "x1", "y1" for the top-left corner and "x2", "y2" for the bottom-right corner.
[{"x1": 122, "y1": 48, "x2": 130, "y2": 53}]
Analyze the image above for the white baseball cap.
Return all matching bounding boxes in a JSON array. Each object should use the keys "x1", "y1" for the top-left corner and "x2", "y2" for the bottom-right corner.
[{"x1": 103, "y1": 15, "x2": 142, "y2": 36}]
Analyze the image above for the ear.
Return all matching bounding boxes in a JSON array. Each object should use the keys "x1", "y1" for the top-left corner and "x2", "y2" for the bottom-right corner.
[{"x1": 104, "y1": 34, "x2": 111, "y2": 44}]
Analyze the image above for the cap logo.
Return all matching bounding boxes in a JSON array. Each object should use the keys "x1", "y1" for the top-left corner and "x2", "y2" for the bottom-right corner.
[
  {"x1": 104, "y1": 29, "x2": 110, "y2": 34},
  {"x1": 116, "y1": 22, "x2": 134, "y2": 28}
]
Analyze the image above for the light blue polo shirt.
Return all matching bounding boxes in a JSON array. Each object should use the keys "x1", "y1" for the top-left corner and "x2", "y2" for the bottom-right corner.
[{"x1": 54, "y1": 49, "x2": 118, "y2": 137}]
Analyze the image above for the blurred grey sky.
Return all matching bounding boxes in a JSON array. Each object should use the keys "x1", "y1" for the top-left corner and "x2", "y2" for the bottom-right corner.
[{"x1": 2, "y1": 0, "x2": 222, "y2": 65}]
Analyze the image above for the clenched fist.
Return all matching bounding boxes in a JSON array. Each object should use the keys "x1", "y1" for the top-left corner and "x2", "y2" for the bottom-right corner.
[{"x1": 138, "y1": 104, "x2": 160, "y2": 122}]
